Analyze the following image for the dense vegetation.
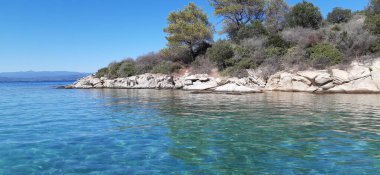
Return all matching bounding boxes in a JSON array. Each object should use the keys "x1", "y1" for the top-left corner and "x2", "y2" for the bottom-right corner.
[{"x1": 96, "y1": 0, "x2": 380, "y2": 79}]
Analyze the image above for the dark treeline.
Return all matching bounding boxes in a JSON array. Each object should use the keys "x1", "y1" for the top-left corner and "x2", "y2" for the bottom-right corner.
[{"x1": 96, "y1": 0, "x2": 380, "y2": 79}]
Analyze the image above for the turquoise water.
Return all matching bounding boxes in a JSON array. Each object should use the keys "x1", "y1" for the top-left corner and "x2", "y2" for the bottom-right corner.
[{"x1": 0, "y1": 82, "x2": 380, "y2": 175}]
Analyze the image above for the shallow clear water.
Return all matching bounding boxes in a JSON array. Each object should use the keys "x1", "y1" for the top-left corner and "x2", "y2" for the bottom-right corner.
[{"x1": 0, "y1": 82, "x2": 380, "y2": 174}]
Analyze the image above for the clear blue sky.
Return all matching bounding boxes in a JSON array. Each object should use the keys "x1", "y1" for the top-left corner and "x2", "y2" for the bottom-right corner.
[{"x1": 0, "y1": 0, "x2": 369, "y2": 72}]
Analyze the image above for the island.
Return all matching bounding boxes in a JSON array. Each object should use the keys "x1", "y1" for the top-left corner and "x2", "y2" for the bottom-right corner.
[{"x1": 67, "y1": 0, "x2": 380, "y2": 94}]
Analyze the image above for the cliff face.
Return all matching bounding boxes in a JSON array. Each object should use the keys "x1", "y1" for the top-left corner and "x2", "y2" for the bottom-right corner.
[{"x1": 66, "y1": 58, "x2": 380, "y2": 93}]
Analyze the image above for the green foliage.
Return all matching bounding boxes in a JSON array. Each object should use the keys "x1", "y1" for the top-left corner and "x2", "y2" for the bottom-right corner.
[
  {"x1": 135, "y1": 52, "x2": 162, "y2": 74},
  {"x1": 160, "y1": 47, "x2": 193, "y2": 64},
  {"x1": 367, "y1": 0, "x2": 380, "y2": 16},
  {"x1": 307, "y1": 43, "x2": 343, "y2": 66},
  {"x1": 366, "y1": 0, "x2": 380, "y2": 35},
  {"x1": 265, "y1": 0, "x2": 289, "y2": 33},
  {"x1": 151, "y1": 61, "x2": 181, "y2": 74},
  {"x1": 223, "y1": 20, "x2": 267, "y2": 42},
  {"x1": 366, "y1": 13, "x2": 380, "y2": 35},
  {"x1": 209, "y1": 0, "x2": 266, "y2": 41},
  {"x1": 163, "y1": 3, "x2": 213, "y2": 59},
  {"x1": 266, "y1": 34, "x2": 289, "y2": 49},
  {"x1": 327, "y1": 8, "x2": 352, "y2": 24},
  {"x1": 209, "y1": 0, "x2": 265, "y2": 24},
  {"x1": 107, "y1": 62, "x2": 122, "y2": 79},
  {"x1": 234, "y1": 20, "x2": 267, "y2": 41},
  {"x1": 220, "y1": 57, "x2": 256, "y2": 78},
  {"x1": 95, "y1": 67, "x2": 108, "y2": 78},
  {"x1": 263, "y1": 35, "x2": 289, "y2": 57},
  {"x1": 370, "y1": 38, "x2": 380, "y2": 53},
  {"x1": 264, "y1": 47, "x2": 285, "y2": 57},
  {"x1": 221, "y1": 66, "x2": 249, "y2": 78},
  {"x1": 117, "y1": 60, "x2": 136, "y2": 77},
  {"x1": 191, "y1": 56, "x2": 217, "y2": 74},
  {"x1": 286, "y1": 1, "x2": 322, "y2": 29},
  {"x1": 206, "y1": 40, "x2": 234, "y2": 69}
]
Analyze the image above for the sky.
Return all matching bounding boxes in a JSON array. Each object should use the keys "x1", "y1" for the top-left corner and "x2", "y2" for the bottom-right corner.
[{"x1": 0, "y1": 0, "x2": 369, "y2": 73}]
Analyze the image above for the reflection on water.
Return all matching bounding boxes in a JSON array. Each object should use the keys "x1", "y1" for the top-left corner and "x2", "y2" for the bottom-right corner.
[{"x1": 0, "y1": 83, "x2": 380, "y2": 174}]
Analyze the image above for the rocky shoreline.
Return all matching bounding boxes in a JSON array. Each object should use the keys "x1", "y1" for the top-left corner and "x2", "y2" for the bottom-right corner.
[{"x1": 65, "y1": 58, "x2": 380, "y2": 94}]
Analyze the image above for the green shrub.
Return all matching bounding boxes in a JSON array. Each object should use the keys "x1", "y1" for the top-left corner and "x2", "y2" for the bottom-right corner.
[
  {"x1": 286, "y1": 1, "x2": 322, "y2": 29},
  {"x1": 234, "y1": 20, "x2": 267, "y2": 41},
  {"x1": 266, "y1": 34, "x2": 289, "y2": 49},
  {"x1": 160, "y1": 47, "x2": 193, "y2": 64},
  {"x1": 265, "y1": 47, "x2": 285, "y2": 57},
  {"x1": 367, "y1": 0, "x2": 380, "y2": 16},
  {"x1": 206, "y1": 40, "x2": 234, "y2": 70},
  {"x1": 327, "y1": 8, "x2": 352, "y2": 24},
  {"x1": 221, "y1": 66, "x2": 249, "y2": 78},
  {"x1": 107, "y1": 62, "x2": 122, "y2": 79},
  {"x1": 135, "y1": 52, "x2": 163, "y2": 74},
  {"x1": 307, "y1": 43, "x2": 343, "y2": 67},
  {"x1": 95, "y1": 67, "x2": 108, "y2": 78},
  {"x1": 370, "y1": 38, "x2": 380, "y2": 53},
  {"x1": 366, "y1": 13, "x2": 380, "y2": 35},
  {"x1": 117, "y1": 60, "x2": 136, "y2": 77},
  {"x1": 151, "y1": 61, "x2": 181, "y2": 74},
  {"x1": 191, "y1": 56, "x2": 217, "y2": 74}
]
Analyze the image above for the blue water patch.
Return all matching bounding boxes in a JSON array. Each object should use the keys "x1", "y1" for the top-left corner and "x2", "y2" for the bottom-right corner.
[{"x1": 0, "y1": 82, "x2": 379, "y2": 174}]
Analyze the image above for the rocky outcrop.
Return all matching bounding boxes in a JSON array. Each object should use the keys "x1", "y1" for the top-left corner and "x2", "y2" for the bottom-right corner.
[
  {"x1": 265, "y1": 59, "x2": 380, "y2": 93},
  {"x1": 67, "y1": 58, "x2": 380, "y2": 94},
  {"x1": 67, "y1": 73, "x2": 175, "y2": 89}
]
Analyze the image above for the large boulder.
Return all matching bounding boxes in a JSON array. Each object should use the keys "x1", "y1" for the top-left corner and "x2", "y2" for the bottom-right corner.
[
  {"x1": 214, "y1": 83, "x2": 261, "y2": 93},
  {"x1": 297, "y1": 70, "x2": 328, "y2": 82},
  {"x1": 183, "y1": 80, "x2": 219, "y2": 90},
  {"x1": 266, "y1": 72, "x2": 317, "y2": 92},
  {"x1": 370, "y1": 58, "x2": 380, "y2": 71},
  {"x1": 348, "y1": 65, "x2": 371, "y2": 81},
  {"x1": 331, "y1": 69, "x2": 349, "y2": 84},
  {"x1": 315, "y1": 73, "x2": 332, "y2": 85},
  {"x1": 72, "y1": 75, "x2": 94, "y2": 88},
  {"x1": 328, "y1": 77, "x2": 379, "y2": 93}
]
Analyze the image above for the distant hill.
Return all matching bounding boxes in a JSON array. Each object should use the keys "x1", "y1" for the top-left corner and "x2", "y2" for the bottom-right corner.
[{"x1": 0, "y1": 71, "x2": 91, "y2": 82}]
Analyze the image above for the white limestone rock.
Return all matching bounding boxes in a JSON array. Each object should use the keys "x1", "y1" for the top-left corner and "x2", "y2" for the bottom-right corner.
[
  {"x1": 315, "y1": 73, "x2": 332, "y2": 85},
  {"x1": 331, "y1": 69, "x2": 349, "y2": 84},
  {"x1": 215, "y1": 83, "x2": 261, "y2": 93},
  {"x1": 348, "y1": 65, "x2": 371, "y2": 81},
  {"x1": 183, "y1": 80, "x2": 218, "y2": 90}
]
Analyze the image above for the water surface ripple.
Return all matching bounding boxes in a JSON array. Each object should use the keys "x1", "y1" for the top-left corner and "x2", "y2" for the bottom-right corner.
[{"x1": 0, "y1": 82, "x2": 379, "y2": 174}]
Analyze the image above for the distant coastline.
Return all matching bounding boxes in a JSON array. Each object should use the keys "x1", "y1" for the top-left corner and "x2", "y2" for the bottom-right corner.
[{"x1": 0, "y1": 71, "x2": 90, "y2": 82}]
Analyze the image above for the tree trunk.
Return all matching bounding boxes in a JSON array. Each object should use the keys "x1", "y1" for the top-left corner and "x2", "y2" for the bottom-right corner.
[{"x1": 189, "y1": 45, "x2": 196, "y2": 61}]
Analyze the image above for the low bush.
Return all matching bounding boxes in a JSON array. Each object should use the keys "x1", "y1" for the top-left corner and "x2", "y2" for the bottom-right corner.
[
  {"x1": 135, "y1": 52, "x2": 162, "y2": 74},
  {"x1": 370, "y1": 38, "x2": 380, "y2": 53},
  {"x1": 191, "y1": 56, "x2": 217, "y2": 74},
  {"x1": 151, "y1": 61, "x2": 181, "y2": 74},
  {"x1": 307, "y1": 43, "x2": 343, "y2": 68},
  {"x1": 281, "y1": 27, "x2": 323, "y2": 48},
  {"x1": 95, "y1": 67, "x2": 108, "y2": 78},
  {"x1": 221, "y1": 66, "x2": 249, "y2": 78},
  {"x1": 160, "y1": 47, "x2": 193, "y2": 64},
  {"x1": 258, "y1": 57, "x2": 283, "y2": 80},
  {"x1": 266, "y1": 34, "x2": 289, "y2": 49},
  {"x1": 107, "y1": 62, "x2": 122, "y2": 79},
  {"x1": 206, "y1": 40, "x2": 234, "y2": 70},
  {"x1": 117, "y1": 59, "x2": 136, "y2": 77},
  {"x1": 327, "y1": 16, "x2": 377, "y2": 57},
  {"x1": 281, "y1": 46, "x2": 309, "y2": 70},
  {"x1": 365, "y1": 13, "x2": 380, "y2": 35}
]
